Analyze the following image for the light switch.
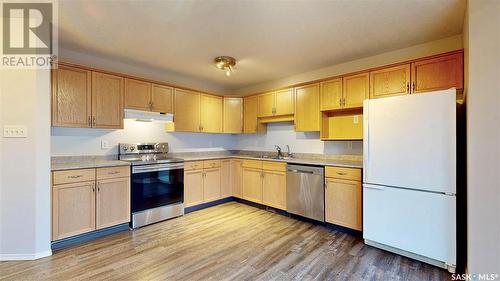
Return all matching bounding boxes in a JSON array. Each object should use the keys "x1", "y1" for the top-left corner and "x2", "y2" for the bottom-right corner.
[
  {"x1": 353, "y1": 115, "x2": 359, "y2": 124},
  {"x1": 3, "y1": 125, "x2": 27, "y2": 138},
  {"x1": 101, "y1": 140, "x2": 110, "y2": 149}
]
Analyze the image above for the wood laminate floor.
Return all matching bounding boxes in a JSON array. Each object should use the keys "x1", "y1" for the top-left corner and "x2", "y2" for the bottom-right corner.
[{"x1": 0, "y1": 202, "x2": 451, "y2": 281}]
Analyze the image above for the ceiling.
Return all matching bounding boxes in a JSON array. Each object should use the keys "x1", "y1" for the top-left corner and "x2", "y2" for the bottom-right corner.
[{"x1": 58, "y1": 0, "x2": 465, "y2": 92}]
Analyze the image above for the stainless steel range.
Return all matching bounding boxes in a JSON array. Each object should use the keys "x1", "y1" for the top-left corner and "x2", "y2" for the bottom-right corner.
[{"x1": 119, "y1": 142, "x2": 184, "y2": 228}]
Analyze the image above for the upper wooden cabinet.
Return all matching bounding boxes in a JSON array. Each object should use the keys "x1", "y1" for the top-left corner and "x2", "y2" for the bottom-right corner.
[
  {"x1": 52, "y1": 65, "x2": 92, "y2": 128},
  {"x1": 370, "y1": 64, "x2": 411, "y2": 99},
  {"x1": 174, "y1": 89, "x2": 201, "y2": 132},
  {"x1": 151, "y1": 84, "x2": 174, "y2": 113},
  {"x1": 200, "y1": 94, "x2": 223, "y2": 133},
  {"x1": 91, "y1": 72, "x2": 124, "y2": 129},
  {"x1": 294, "y1": 83, "x2": 320, "y2": 132},
  {"x1": 223, "y1": 98, "x2": 243, "y2": 134},
  {"x1": 243, "y1": 96, "x2": 265, "y2": 134},
  {"x1": 124, "y1": 78, "x2": 151, "y2": 111},
  {"x1": 411, "y1": 52, "x2": 463, "y2": 93},
  {"x1": 258, "y1": 88, "x2": 294, "y2": 117},
  {"x1": 320, "y1": 78, "x2": 343, "y2": 111},
  {"x1": 343, "y1": 72, "x2": 369, "y2": 109}
]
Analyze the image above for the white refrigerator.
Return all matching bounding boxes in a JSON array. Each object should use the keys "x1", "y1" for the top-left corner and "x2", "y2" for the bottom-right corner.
[{"x1": 363, "y1": 89, "x2": 456, "y2": 272}]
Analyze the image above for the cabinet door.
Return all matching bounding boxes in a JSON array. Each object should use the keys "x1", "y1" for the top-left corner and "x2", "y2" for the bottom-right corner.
[
  {"x1": 96, "y1": 177, "x2": 130, "y2": 229},
  {"x1": 242, "y1": 167, "x2": 263, "y2": 203},
  {"x1": 223, "y1": 98, "x2": 243, "y2": 133},
  {"x1": 295, "y1": 83, "x2": 320, "y2": 132},
  {"x1": 231, "y1": 159, "x2": 242, "y2": 198},
  {"x1": 52, "y1": 65, "x2": 92, "y2": 128},
  {"x1": 151, "y1": 84, "x2": 174, "y2": 113},
  {"x1": 275, "y1": 88, "x2": 294, "y2": 115},
  {"x1": 325, "y1": 178, "x2": 362, "y2": 230},
  {"x1": 320, "y1": 78, "x2": 343, "y2": 111},
  {"x1": 184, "y1": 170, "x2": 203, "y2": 207},
  {"x1": 258, "y1": 92, "x2": 275, "y2": 117},
  {"x1": 370, "y1": 64, "x2": 410, "y2": 99},
  {"x1": 343, "y1": 72, "x2": 369, "y2": 109},
  {"x1": 91, "y1": 72, "x2": 124, "y2": 129},
  {"x1": 174, "y1": 89, "x2": 200, "y2": 132},
  {"x1": 124, "y1": 78, "x2": 151, "y2": 111},
  {"x1": 203, "y1": 168, "x2": 221, "y2": 203},
  {"x1": 262, "y1": 170, "x2": 286, "y2": 210},
  {"x1": 52, "y1": 181, "x2": 95, "y2": 240},
  {"x1": 244, "y1": 96, "x2": 264, "y2": 133},
  {"x1": 200, "y1": 94, "x2": 223, "y2": 133},
  {"x1": 411, "y1": 52, "x2": 463, "y2": 93},
  {"x1": 220, "y1": 160, "x2": 232, "y2": 198}
]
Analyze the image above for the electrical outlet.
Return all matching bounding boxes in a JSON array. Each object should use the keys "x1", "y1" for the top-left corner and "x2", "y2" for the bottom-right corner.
[
  {"x1": 3, "y1": 125, "x2": 27, "y2": 138},
  {"x1": 101, "y1": 140, "x2": 110, "y2": 149},
  {"x1": 353, "y1": 115, "x2": 359, "y2": 124}
]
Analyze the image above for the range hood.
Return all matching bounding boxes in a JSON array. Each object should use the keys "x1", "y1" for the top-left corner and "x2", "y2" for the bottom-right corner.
[{"x1": 124, "y1": 109, "x2": 173, "y2": 123}]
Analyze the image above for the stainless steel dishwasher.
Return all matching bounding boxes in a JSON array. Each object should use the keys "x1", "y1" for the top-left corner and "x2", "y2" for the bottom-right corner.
[{"x1": 286, "y1": 165, "x2": 325, "y2": 222}]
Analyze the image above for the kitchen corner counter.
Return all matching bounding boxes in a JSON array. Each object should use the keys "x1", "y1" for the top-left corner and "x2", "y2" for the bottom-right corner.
[{"x1": 51, "y1": 159, "x2": 131, "y2": 171}]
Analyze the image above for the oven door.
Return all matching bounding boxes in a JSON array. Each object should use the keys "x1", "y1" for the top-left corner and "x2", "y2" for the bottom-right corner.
[{"x1": 131, "y1": 163, "x2": 184, "y2": 213}]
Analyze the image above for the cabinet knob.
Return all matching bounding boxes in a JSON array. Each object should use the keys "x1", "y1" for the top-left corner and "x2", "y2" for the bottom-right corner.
[{"x1": 412, "y1": 82, "x2": 415, "y2": 93}]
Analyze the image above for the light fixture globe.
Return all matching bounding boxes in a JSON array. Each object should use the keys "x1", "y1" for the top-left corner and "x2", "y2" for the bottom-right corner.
[{"x1": 214, "y1": 56, "x2": 236, "y2": 76}]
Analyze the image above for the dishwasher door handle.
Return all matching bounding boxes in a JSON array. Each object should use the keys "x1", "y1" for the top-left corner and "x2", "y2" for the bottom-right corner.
[{"x1": 287, "y1": 169, "x2": 314, "y2": 174}]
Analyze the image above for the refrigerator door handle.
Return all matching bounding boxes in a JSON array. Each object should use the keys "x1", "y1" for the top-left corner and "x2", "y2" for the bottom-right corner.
[
  {"x1": 363, "y1": 99, "x2": 370, "y2": 182},
  {"x1": 363, "y1": 184, "x2": 386, "y2": 190}
]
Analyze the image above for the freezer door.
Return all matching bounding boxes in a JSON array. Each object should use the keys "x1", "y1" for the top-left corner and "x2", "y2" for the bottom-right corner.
[
  {"x1": 363, "y1": 184, "x2": 456, "y2": 265},
  {"x1": 363, "y1": 89, "x2": 456, "y2": 194}
]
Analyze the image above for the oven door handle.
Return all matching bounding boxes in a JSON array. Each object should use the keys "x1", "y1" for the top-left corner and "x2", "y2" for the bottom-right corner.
[{"x1": 132, "y1": 163, "x2": 184, "y2": 174}]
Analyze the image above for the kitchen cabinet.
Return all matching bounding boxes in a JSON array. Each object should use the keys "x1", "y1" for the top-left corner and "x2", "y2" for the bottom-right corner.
[
  {"x1": 203, "y1": 168, "x2": 221, "y2": 203},
  {"x1": 325, "y1": 167, "x2": 362, "y2": 231},
  {"x1": 91, "y1": 72, "x2": 124, "y2": 129},
  {"x1": 184, "y1": 160, "x2": 222, "y2": 207},
  {"x1": 51, "y1": 166, "x2": 130, "y2": 241},
  {"x1": 370, "y1": 64, "x2": 411, "y2": 99},
  {"x1": 51, "y1": 65, "x2": 92, "y2": 128},
  {"x1": 220, "y1": 159, "x2": 232, "y2": 198},
  {"x1": 223, "y1": 98, "x2": 243, "y2": 133},
  {"x1": 262, "y1": 163, "x2": 287, "y2": 210},
  {"x1": 243, "y1": 96, "x2": 265, "y2": 134},
  {"x1": 242, "y1": 166, "x2": 263, "y2": 204},
  {"x1": 184, "y1": 169, "x2": 204, "y2": 207},
  {"x1": 294, "y1": 83, "x2": 320, "y2": 132},
  {"x1": 124, "y1": 78, "x2": 151, "y2": 111},
  {"x1": 174, "y1": 89, "x2": 201, "y2": 132},
  {"x1": 258, "y1": 88, "x2": 294, "y2": 117},
  {"x1": 231, "y1": 159, "x2": 242, "y2": 198},
  {"x1": 151, "y1": 84, "x2": 174, "y2": 113},
  {"x1": 411, "y1": 52, "x2": 463, "y2": 93},
  {"x1": 258, "y1": 92, "x2": 275, "y2": 117},
  {"x1": 343, "y1": 72, "x2": 369, "y2": 109},
  {"x1": 200, "y1": 94, "x2": 223, "y2": 133},
  {"x1": 320, "y1": 78, "x2": 343, "y2": 111}
]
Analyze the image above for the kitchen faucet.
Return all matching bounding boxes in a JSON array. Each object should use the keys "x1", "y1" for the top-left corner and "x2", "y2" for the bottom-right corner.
[
  {"x1": 285, "y1": 145, "x2": 293, "y2": 158},
  {"x1": 275, "y1": 145, "x2": 283, "y2": 159}
]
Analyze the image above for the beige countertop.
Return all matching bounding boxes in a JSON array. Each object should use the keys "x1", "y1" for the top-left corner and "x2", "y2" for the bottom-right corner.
[{"x1": 51, "y1": 160, "x2": 131, "y2": 171}]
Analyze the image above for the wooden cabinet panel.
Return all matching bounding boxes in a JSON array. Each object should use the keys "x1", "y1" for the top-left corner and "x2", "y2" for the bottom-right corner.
[
  {"x1": 275, "y1": 88, "x2": 294, "y2": 116},
  {"x1": 411, "y1": 52, "x2": 463, "y2": 93},
  {"x1": 258, "y1": 92, "x2": 275, "y2": 117},
  {"x1": 242, "y1": 167, "x2": 263, "y2": 203},
  {"x1": 96, "y1": 177, "x2": 130, "y2": 229},
  {"x1": 325, "y1": 178, "x2": 362, "y2": 231},
  {"x1": 91, "y1": 72, "x2": 124, "y2": 129},
  {"x1": 52, "y1": 181, "x2": 95, "y2": 240},
  {"x1": 320, "y1": 78, "x2": 343, "y2": 111},
  {"x1": 231, "y1": 159, "x2": 242, "y2": 198},
  {"x1": 370, "y1": 64, "x2": 410, "y2": 99},
  {"x1": 295, "y1": 83, "x2": 320, "y2": 132},
  {"x1": 96, "y1": 166, "x2": 129, "y2": 180},
  {"x1": 203, "y1": 168, "x2": 221, "y2": 203},
  {"x1": 262, "y1": 161, "x2": 286, "y2": 172},
  {"x1": 243, "y1": 96, "x2": 264, "y2": 134},
  {"x1": 124, "y1": 78, "x2": 151, "y2": 111},
  {"x1": 52, "y1": 168, "x2": 95, "y2": 185},
  {"x1": 325, "y1": 167, "x2": 361, "y2": 181},
  {"x1": 52, "y1": 65, "x2": 92, "y2": 128},
  {"x1": 184, "y1": 170, "x2": 203, "y2": 207},
  {"x1": 343, "y1": 72, "x2": 369, "y2": 109},
  {"x1": 185, "y1": 161, "x2": 204, "y2": 171},
  {"x1": 242, "y1": 159, "x2": 262, "y2": 169},
  {"x1": 151, "y1": 84, "x2": 174, "y2": 113},
  {"x1": 203, "y1": 160, "x2": 221, "y2": 169},
  {"x1": 174, "y1": 89, "x2": 200, "y2": 132},
  {"x1": 262, "y1": 170, "x2": 286, "y2": 210},
  {"x1": 200, "y1": 94, "x2": 223, "y2": 133},
  {"x1": 220, "y1": 160, "x2": 232, "y2": 198},
  {"x1": 223, "y1": 98, "x2": 243, "y2": 133}
]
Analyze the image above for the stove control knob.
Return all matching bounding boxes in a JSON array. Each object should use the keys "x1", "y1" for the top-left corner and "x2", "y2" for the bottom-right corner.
[
  {"x1": 154, "y1": 144, "x2": 159, "y2": 151},
  {"x1": 123, "y1": 146, "x2": 128, "y2": 151},
  {"x1": 130, "y1": 146, "x2": 135, "y2": 151}
]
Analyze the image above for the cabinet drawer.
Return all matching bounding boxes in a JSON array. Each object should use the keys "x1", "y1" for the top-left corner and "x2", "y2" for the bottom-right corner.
[
  {"x1": 203, "y1": 160, "x2": 221, "y2": 169},
  {"x1": 325, "y1": 167, "x2": 361, "y2": 181},
  {"x1": 53, "y1": 168, "x2": 95, "y2": 185},
  {"x1": 242, "y1": 159, "x2": 262, "y2": 169},
  {"x1": 262, "y1": 161, "x2": 287, "y2": 172},
  {"x1": 97, "y1": 166, "x2": 130, "y2": 180},
  {"x1": 185, "y1": 161, "x2": 204, "y2": 171}
]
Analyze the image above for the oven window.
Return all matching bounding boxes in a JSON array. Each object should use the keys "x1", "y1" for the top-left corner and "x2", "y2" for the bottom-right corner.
[{"x1": 131, "y1": 168, "x2": 184, "y2": 213}]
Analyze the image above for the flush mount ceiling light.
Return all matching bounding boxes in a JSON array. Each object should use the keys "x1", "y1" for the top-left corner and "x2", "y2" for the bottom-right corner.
[{"x1": 214, "y1": 56, "x2": 236, "y2": 76}]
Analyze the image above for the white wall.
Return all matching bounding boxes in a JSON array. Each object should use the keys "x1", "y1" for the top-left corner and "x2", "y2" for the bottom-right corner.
[
  {"x1": 0, "y1": 68, "x2": 52, "y2": 260},
  {"x1": 466, "y1": 0, "x2": 500, "y2": 274}
]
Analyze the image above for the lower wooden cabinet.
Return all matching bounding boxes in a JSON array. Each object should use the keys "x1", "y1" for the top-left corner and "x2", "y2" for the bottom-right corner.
[
  {"x1": 324, "y1": 167, "x2": 362, "y2": 231},
  {"x1": 184, "y1": 169, "x2": 204, "y2": 207},
  {"x1": 51, "y1": 166, "x2": 130, "y2": 241},
  {"x1": 242, "y1": 167, "x2": 263, "y2": 203},
  {"x1": 262, "y1": 169, "x2": 286, "y2": 210},
  {"x1": 231, "y1": 159, "x2": 242, "y2": 198},
  {"x1": 241, "y1": 160, "x2": 287, "y2": 209},
  {"x1": 203, "y1": 168, "x2": 221, "y2": 203},
  {"x1": 184, "y1": 160, "x2": 224, "y2": 207},
  {"x1": 220, "y1": 159, "x2": 232, "y2": 198}
]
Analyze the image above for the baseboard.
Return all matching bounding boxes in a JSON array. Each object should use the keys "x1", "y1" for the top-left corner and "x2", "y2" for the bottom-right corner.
[
  {"x1": 0, "y1": 249, "x2": 52, "y2": 261},
  {"x1": 185, "y1": 197, "x2": 236, "y2": 213},
  {"x1": 51, "y1": 223, "x2": 130, "y2": 250}
]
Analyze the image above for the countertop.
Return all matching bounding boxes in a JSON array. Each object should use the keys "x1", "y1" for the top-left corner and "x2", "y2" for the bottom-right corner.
[{"x1": 51, "y1": 160, "x2": 131, "y2": 171}]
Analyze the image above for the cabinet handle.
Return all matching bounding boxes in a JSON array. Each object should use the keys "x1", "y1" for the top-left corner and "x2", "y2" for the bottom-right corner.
[
  {"x1": 88, "y1": 116, "x2": 92, "y2": 127},
  {"x1": 336, "y1": 172, "x2": 348, "y2": 175},
  {"x1": 149, "y1": 101, "x2": 153, "y2": 111},
  {"x1": 339, "y1": 98, "x2": 342, "y2": 107},
  {"x1": 92, "y1": 116, "x2": 96, "y2": 127},
  {"x1": 412, "y1": 82, "x2": 415, "y2": 93},
  {"x1": 91, "y1": 183, "x2": 95, "y2": 193},
  {"x1": 68, "y1": 175, "x2": 82, "y2": 179},
  {"x1": 108, "y1": 171, "x2": 120, "y2": 175},
  {"x1": 97, "y1": 183, "x2": 100, "y2": 192},
  {"x1": 406, "y1": 82, "x2": 410, "y2": 94}
]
